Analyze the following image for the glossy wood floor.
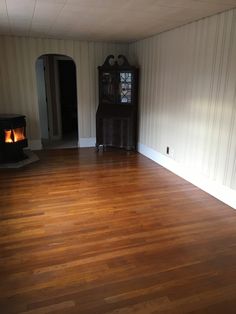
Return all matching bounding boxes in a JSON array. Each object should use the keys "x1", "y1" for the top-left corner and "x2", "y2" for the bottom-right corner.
[{"x1": 1, "y1": 148, "x2": 236, "y2": 314}]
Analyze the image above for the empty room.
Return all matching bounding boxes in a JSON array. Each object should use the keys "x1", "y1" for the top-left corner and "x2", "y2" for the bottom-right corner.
[{"x1": 1, "y1": 1, "x2": 236, "y2": 313}]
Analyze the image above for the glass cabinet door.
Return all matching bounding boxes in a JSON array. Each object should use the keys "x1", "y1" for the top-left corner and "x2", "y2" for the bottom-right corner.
[
  {"x1": 119, "y1": 72, "x2": 132, "y2": 104},
  {"x1": 101, "y1": 72, "x2": 116, "y2": 104}
]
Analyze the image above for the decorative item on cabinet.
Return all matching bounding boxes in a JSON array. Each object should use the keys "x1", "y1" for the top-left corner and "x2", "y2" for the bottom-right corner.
[{"x1": 96, "y1": 55, "x2": 138, "y2": 151}]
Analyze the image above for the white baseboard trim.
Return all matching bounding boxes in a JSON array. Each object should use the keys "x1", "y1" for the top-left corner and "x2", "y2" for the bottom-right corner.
[
  {"x1": 28, "y1": 140, "x2": 42, "y2": 150},
  {"x1": 79, "y1": 137, "x2": 96, "y2": 148},
  {"x1": 138, "y1": 143, "x2": 236, "y2": 210}
]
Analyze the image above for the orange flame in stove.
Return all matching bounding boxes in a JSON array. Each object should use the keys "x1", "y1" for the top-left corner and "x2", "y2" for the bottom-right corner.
[
  {"x1": 5, "y1": 128, "x2": 25, "y2": 143},
  {"x1": 13, "y1": 128, "x2": 25, "y2": 142},
  {"x1": 5, "y1": 130, "x2": 13, "y2": 143}
]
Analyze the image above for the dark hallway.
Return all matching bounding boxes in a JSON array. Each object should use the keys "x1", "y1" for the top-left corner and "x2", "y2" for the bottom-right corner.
[
  {"x1": 58, "y1": 60, "x2": 78, "y2": 137},
  {"x1": 36, "y1": 55, "x2": 78, "y2": 149}
]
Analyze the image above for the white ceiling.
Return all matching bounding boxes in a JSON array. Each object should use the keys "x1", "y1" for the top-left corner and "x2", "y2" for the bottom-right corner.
[{"x1": 1, "y1": 0, "x2": 236, "y2": 43}]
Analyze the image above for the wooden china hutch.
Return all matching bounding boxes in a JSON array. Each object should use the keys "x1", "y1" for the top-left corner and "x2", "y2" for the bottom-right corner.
[{"x1": 96, "y1": 55, "x2": 138, "y2": 151}]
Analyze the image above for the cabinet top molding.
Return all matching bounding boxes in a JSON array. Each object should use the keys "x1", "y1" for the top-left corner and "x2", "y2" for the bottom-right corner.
[{"x1": 99, "y1": 55, "x2": 134, "y2": 69}]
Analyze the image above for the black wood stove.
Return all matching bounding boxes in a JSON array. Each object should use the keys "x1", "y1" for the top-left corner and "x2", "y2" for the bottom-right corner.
[{"x1": 0, "y1": 114, "x2": 28, "y2": 163}]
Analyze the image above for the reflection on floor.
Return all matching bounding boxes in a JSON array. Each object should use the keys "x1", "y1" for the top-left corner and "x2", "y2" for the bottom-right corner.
[{"x1": 42, "y1": 133, "x2": 78, "y2": 149}]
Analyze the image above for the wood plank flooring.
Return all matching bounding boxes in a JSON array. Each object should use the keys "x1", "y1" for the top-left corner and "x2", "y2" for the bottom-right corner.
[{"x1": 0, "y1": 148, "x2": 236, "y2": 314}]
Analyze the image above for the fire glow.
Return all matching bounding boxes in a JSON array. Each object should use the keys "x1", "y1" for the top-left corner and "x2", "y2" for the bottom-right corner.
[{"x1": 5, "y1": 128, "x2": 26, "y2": 143}]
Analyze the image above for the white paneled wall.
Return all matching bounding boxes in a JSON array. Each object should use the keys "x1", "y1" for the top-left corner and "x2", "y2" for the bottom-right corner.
[
  {"x1": 0, "y1": 9, "x2": 235, "y2": 206},
  {"x1": 129, "y1": 9, "x2": 236, "y2": 194},
  {"x1": 0, "y1": 36, "x2": 128, "y2": 143}
]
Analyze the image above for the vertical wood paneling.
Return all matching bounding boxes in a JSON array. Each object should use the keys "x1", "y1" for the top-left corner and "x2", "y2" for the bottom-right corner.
[
  {"x1": 0, "y1": 36, "x2": 128, "y2": 140},
  {"x1": 129, "y1": 8, "x2": 236, "y2": 191}
]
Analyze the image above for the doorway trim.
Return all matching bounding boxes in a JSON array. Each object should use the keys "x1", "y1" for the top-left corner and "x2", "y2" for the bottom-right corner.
[{"x1": 35, "y1": 53, "x2": 79, "y2": 147}]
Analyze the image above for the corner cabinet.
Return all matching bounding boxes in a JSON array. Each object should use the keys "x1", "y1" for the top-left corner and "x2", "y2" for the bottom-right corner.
[{"x1": 96, "y1": 55, "x2": 138, "y2": 151}]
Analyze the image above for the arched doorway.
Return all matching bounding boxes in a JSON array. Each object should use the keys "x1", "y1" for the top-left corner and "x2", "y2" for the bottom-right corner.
[{"x1": 35, "y1": 54, "x2": 78, "y2": 149}]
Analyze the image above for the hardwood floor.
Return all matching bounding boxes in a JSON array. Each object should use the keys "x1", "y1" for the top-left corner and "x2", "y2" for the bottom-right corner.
[{"x1": 0, "y1": 148, "x2": 236, "y2": 314}]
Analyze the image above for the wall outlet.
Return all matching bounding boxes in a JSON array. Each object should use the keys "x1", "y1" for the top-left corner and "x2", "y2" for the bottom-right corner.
[{"x1": 166, "y1": 146, "x2": 174, "y2": 158}]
